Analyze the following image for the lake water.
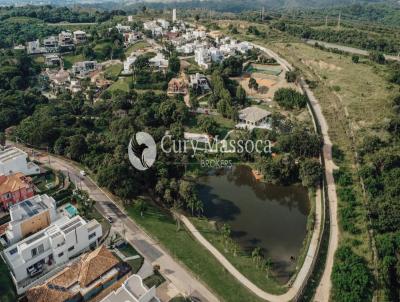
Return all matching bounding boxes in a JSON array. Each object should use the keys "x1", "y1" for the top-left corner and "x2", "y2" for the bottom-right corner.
[{"x1": 196, "y1": 165, "x2": 310, "y2": 283}]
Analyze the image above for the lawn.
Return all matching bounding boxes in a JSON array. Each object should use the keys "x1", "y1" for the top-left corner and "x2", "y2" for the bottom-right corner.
[
  {"x1": 124, "y1": 41, "x2": 150, "y2": 55},
  {"x1": 104, "y1": 63, "x2": 122, "y2": 80},
  {"x1": 190, "y1": 217, "x2": 286, "y2": 294},
  {"x1": 106, "y1": 77, "x2": 131, "y2": 93},
  {"x1": 143, "y1": 272, "x2": 165, "y2": 288},
  {"x1": 63, "y1": 53, "x2": 84, "y2": 69},
  {"x1": 185, "y1": 114, "x2": 235, "y2": 138},
  {"x1": 127, "y1": 200, "x2": 265, "y2": 302}
]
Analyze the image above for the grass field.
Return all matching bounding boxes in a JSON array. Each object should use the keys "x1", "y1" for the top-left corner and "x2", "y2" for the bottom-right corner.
[
  {"x1": 265, "y1": 42, "x2": 395, "y2": 265},
  {"x1": 127, "y1": 200, "x2": 265, "y2": 302},
  {"x1": 185, "y1": 114, "x2": 235, "y2": 138},
  {"x1": 63, "y1": 53, "x2": 84, "y2": 69},
  {"x1": 190, "y1": 217, "x2": 286, "y2": 294},
  {"x1": 106, "y1": 77, "x2": 131, "y2": 93},
  {"x1": 104, "y1": 63, "x2": 122, "y2": 80},
  {"x1": 124, "y1": 41, "x2": 150, "y2": 55}
]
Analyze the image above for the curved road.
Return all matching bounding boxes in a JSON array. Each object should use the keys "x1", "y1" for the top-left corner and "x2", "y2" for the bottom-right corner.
[
  {"x1": 11, "y1": 143, "x2": 219, "y2": 302},
  {"x1": 252, "y1": 44, "x2": 339, "y2": 302}
]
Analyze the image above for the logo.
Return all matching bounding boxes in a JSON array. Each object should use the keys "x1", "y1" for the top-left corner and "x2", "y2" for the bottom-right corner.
[{"x1": 128, "y1": 132, "x2": 157, "y2": 171}]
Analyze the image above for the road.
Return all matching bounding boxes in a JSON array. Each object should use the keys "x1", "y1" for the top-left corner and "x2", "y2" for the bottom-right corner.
[
  {"x1": 305, "y1": 39, "x2": 400, "y2": 62},
  {"x1": 251, "y1": 43, "x2": 339, "y2": 302},
  {"x1": 15, "y1": 146, "x2": 219, "y2": 302}
]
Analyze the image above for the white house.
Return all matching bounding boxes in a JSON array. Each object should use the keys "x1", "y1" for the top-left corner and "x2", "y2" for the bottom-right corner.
[
  {"x1": 193, "y1": 30, "x2": 206, "y2": 39},
  {"x1": 100, "y1": 274, "x2": 160, "y2": 302},
  {"x1": 149, "y1": 53, "x2": 168, "y2": 69},
  {"x1": 189, "y1": 73, "x2": 210, "y2": 92},
  {"x1": 157, "y1": 18, "x2": 170, "y2": 29},
  {"x1": 5, "y1": 194, "x2": 58, "y2": 245},
  {"x1": 73, "y1": 30, "x2": 87, "y2": 44},
  {"x1": 26, "y1": 40, "x2": 45, "y2": 55},
  {"x1": 143, "y1": 21, "x2": 163, "y2": 36},
  {"x1": 43, "y1": 36, "x2": 59, "y2": 52},
  {"x1": 58, "y1": 31, "x2": 74, "y2": 46},
  {"x1": 44, "y1": 54, "x2": 62, "y2": 67},
  {"x1": 237, "y1": 41, "x2": 253, "y2": 54},
  {"x1": 237, "y1": 106, "x2": 271, "y2": 130},
  {"x1": 176, "y1": 43, "x2": 194, "y2": 54},
  {"x1": 0, "y1": 147, "x2": 40, "y2": 176},
  {"x1": 209, "y1": 47, "x2": 223, "y2": 63},
  {"x1": 72, "y1": 61, "x2": 101, "y2": 78},
  {"x1": 116, "y1": 23, "x2": 131, "y2": 33},
  {"x1": 123, "y1": 55, "x2": 137, "y2": 74},
  {"x1": 2, "y1": 215, "x2": 102, "y2": 293},
  {"x1": 195, "y1": 48, "x2": 211, "y2": 69}
]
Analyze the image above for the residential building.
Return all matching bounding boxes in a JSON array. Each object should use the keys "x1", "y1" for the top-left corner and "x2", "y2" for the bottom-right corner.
[
  {"x1": 167, "y1": 78, "x2": 187, "y2": 95},
  {"x1": 0, "y1": 173, "x2": 34, "y2": 210},
  {"x1": 27, "y1": 40, "x2": 45, "y2": 55},
  {"x1": 26, "y1": 245, "x2": 130, "y2": 302},
  {"x1": 143, "y1": 21, "x2": 163, "y2": 36},
  {"x1": 209, "y1": 47, "x2": 223, "y2": 63},
  {"x1": 101, "y1": 274, "x2": 160, "y2": 302},
  {"x1": 149, "y1": 53, "x2": 168, "y2": 70},
  {"x1": 44, "y1": 54, "x2": 62, "y2": 67},
  {"x1": 0, "y1": 147, "x2": 40, "y2": 176},
  {"x1": 3, "y1": 215, "x2": 102, "y2": 293},
  {"x1": 47, "y1": 69, "x2": 70, "y2": 92},
  {"x1": 69, "y1": 79, "x2": 82, "y2": 93},
  {"x1": 43, "y1": 36, "x2": 59, "y2": 52},
  {"x1": 237, "y1": 41, "x2": 253, "y2": 54},
  {"x1": 128, "y1": 15, "x2": 134, "y2": 22},
  {"x1": 189, "y1": 73, "x2": 210, "y2": 92},
  {"x1": 5, "y1": 194, "x2": 57, "y2": 244},
  {"x1": 124, "y1": 32, "x2": 141, "y2": 44},
  {"x1": 237, "y1": 106, "x2": 271, "y2": 130},
  {"x1": 157, "y1": 18, "x2": 169, "y2": 29},
  {"x1": 116, "y1": 24, "x2": 131, "y2": 33},
  {"x1": 195, "y1": 48, "x2": 211, "y2": 69},
  {"x1": 72, "y1": 61, "x2": 101, "y2": 78},
  {"x1": 58, "y1": 31, "x2": 74, "y2": 46},
  {"x1": 123, "y1": 55, "x2": 137, "y2": 74},
  {"x1": 176, "y1": 43, "x2": 194, "y2": 54},
  {"x1": 73, "y1": 30, "x2": 87, "y2": 44},
  {"x1": 193, "y1": 30, "x2": 206, "y2": 39}
]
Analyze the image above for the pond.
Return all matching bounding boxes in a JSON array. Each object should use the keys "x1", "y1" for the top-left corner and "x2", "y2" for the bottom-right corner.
[{"x1": 196, "y1": 165, "x2": 311, "y2": 283}]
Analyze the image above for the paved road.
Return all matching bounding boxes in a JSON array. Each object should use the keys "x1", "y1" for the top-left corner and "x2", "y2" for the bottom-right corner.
[
  {"x1": 306, "y1": 39, "x2": 400, "y2": 62},
  {"x1": 251, "y1": 43, "x2": 339, "y2": 302},
  {"x1": 14, "y1": 145, "x2": 219, "y2": 302}
]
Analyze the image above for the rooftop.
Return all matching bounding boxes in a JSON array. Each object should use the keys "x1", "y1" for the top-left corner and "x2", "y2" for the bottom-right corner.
[
  {"x1": 239, "y1": 106, "x2": 271, "y2": 123},
  {"x1": 9, "y1": 194, "x2": 55, "y2": 222},
  {"x1": 0, "y1": 147, "x2": 26, "y2": 163},
  {"x1": 0, "y1": 172, "x2": 32, "y2": 194},
  {"x1": 26, "y1": 246, "x2": 121, "y2": 302}
]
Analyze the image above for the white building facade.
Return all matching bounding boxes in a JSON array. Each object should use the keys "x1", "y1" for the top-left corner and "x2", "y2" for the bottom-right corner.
[{"x1": 0, "y1": 147, "x2": 40, "y2": 176}]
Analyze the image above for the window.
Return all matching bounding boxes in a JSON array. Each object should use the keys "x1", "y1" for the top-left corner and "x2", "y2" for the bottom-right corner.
[
  {"x1": 88, "y1": 232, "x2": 96, "y2": 240},
  {"x1": 31, "y1": 248, "x2": 37, "y2": 257},
  {"x1": 37, "y1": 244, "x2": 44, "y2": 254},
  {"x1": 9, "y1": 248, "x2": 17, "y2": 255},
  {"x1": 68, "y1": 246, "x2": 75, "y2": 252},
  {"x1": 58, "y1": 252, "x2": 64, "y2": 258}
]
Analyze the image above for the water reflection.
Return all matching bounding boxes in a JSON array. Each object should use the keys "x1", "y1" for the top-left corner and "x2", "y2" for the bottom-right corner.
[{"x1": 197, "y1": 165, "x2": 310, "y2": 283}]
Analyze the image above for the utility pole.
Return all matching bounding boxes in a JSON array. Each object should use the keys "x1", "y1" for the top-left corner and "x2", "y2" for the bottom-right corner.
[
  {"x1": 262, "y1": 7, "x2": 265, "y2": 21},
  {"x1": 337, "y1": 12, "x2": 341, "y2": 29},
  {"x1": 325, "y1": 15, "x2": 328, "y2": 27}
]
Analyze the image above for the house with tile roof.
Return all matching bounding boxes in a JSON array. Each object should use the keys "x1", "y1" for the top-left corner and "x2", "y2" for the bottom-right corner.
[
  {"x1": 0, "y1": 173, "x2": 34, "y2": 210},
  {"x1": 26, "y1": 245, "x2": 130, "y2": 302}
]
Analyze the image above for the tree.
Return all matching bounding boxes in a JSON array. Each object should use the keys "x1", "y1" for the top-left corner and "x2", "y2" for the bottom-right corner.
[
  {"x1": 274, "y1": 88, "x2": 307, "y2": 109},
  {"x1": 198, "y1": 116, "x2": 218, "y2": 136},
  {"x1": 195, "y1": 14, "x2": 200, "y2": 22},
  {"x1": 332, "y1": 246, "x2": 373, "y2": 302},
  {"x1": 169, "y1": 55, "x2": 181, "y2": 74},
  {"x1": 369, "y1": 51, "x2": 386, "y2": 64},
  {"x1": 236, "y1": 85, "x2": 247, "y2": 106},
  {"x1": 299, "y1": 158, "x2": 322, "y2": 187},
  {"x1": 66, "y1": 135, "x2": 87, "y2": 161},
  {"x1": 248, "y1": 77, "x2": 258, "y2": 91},
  {"x1": 285, "y1": 70, "x2": 298, "y2": 83},
  {"x1": 352, "y1": 55, "x2": 359, "y2": 64}
]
